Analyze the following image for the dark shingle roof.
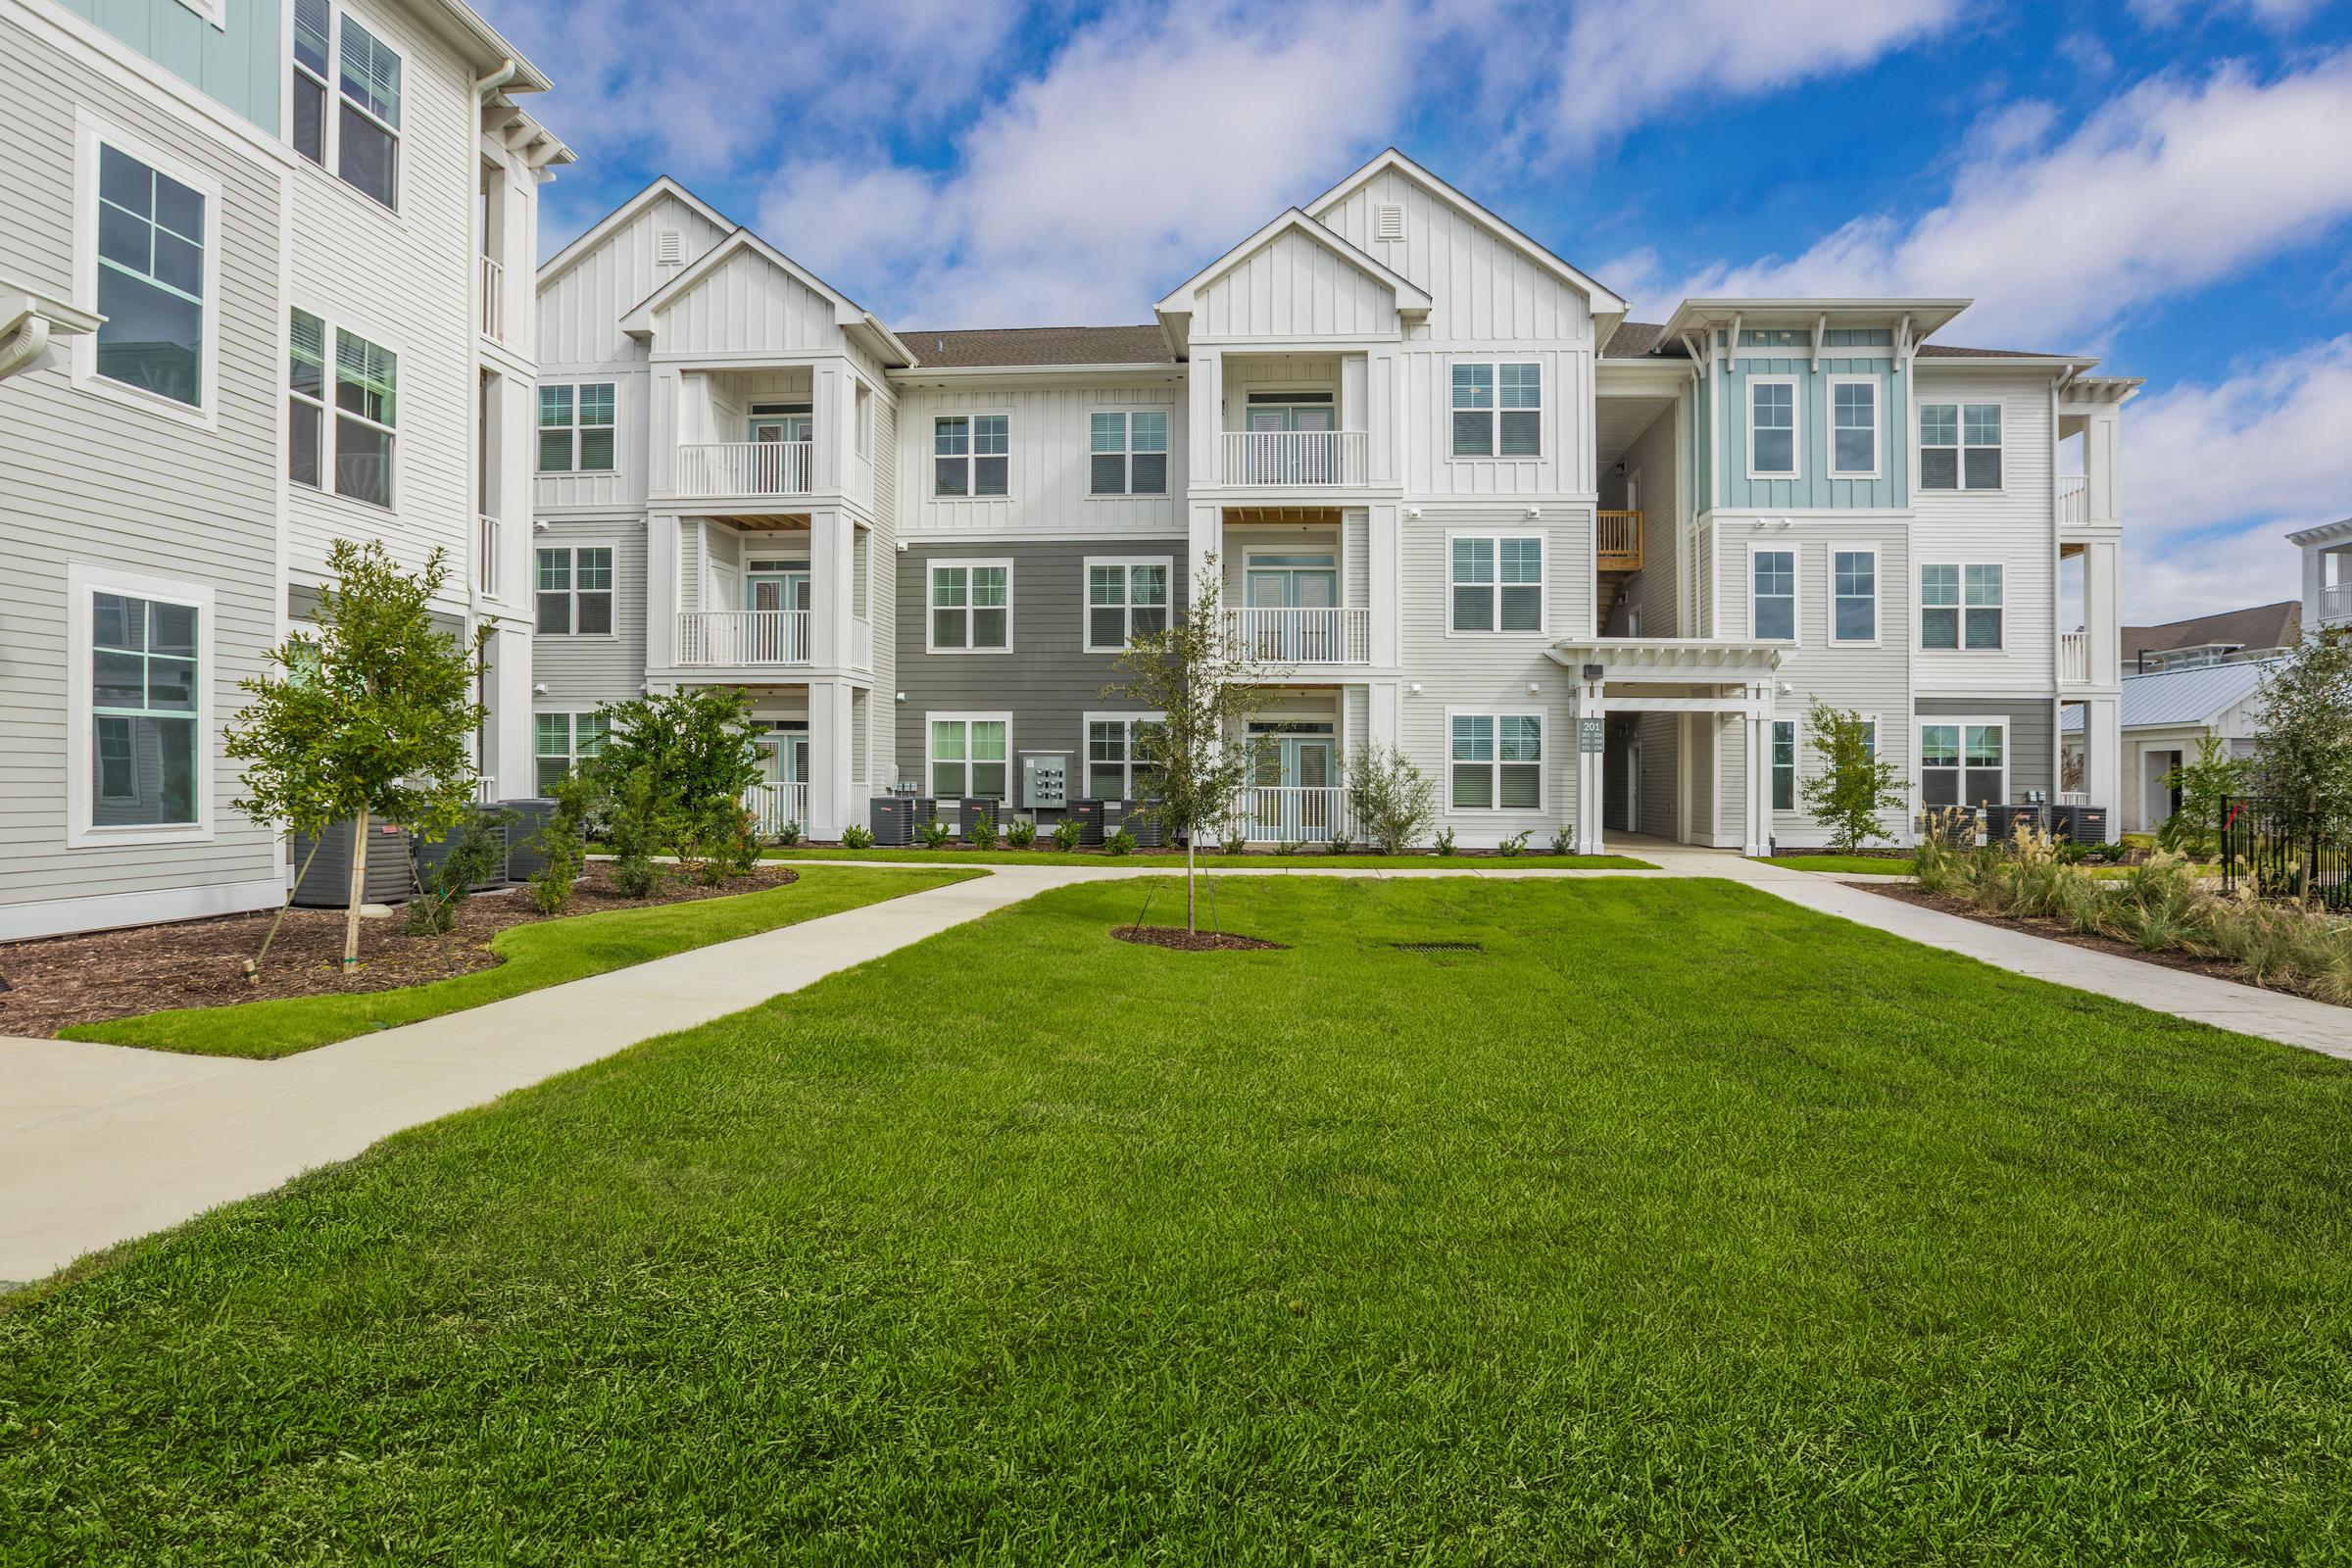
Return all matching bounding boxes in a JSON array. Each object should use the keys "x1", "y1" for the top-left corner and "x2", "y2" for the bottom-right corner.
[
  {"x1": 905, "y1": 325, "x2": 1173, "y2": 368},
  {"x1": 1601, "y1": 319, "x2": 2063, "y2": 362},
  {"x1": 2123, "y1": 602, "x2": 2303, "y2": 664}
]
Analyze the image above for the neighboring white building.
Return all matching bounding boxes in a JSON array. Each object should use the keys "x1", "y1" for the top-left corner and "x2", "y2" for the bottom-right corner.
[
  {"x1": 0, "y1": 0, "x2": 568, "y2": 941},
  {"x1": 534, "y1": 150, "x2": 2136, "y2": 850},
  {"x1": 2292, "y1": 517, "x2": 2352, "y2": 636},
  {"x1": 2063, "y1": 662, "x2": 2271, "y2": 835}
]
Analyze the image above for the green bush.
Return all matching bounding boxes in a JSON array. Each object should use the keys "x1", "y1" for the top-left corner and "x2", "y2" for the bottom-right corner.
[
  {"x1": 1497, "y1": 830, "x2": 1530, "y2": 858},
  {"x1": 611, "y1": 854, "x2": 664, "y2": 899},
  {"x1": 919, "y1": 819, "x2": 954, "y2": 851},
  {"x1": 840, "y1": 824, "x2": 874, "y2": 850},
  {"x1": 774, "y1": 819, "x2": 803, "y2": 848},
  {"x1": 1104, "y1": 829, "x2": 1137, "y2": 857},
  {"x1": 1051, "y1": 817, "x2": 1084, "y2": 852},
  {"x1": 405, "y1": 809, "x2": 510, "y2": 935},
  {"x1": 1222, "y1": 825, "x2": 1249, "y2": 855},
  {"x1": 1326, "y1": 834, "x2": 1350, "y2": 856},
  {"x1": 1551, "y1": 826, "x2": 1573, "y2": 857},
  {"x1": 1433, "y1": 827, "x2": 1456, "y2": 858},
  {"x1": 1006, "y1": 816, "x2": 1037, "y2": 850},
  {"x1": 968, "y1": 810, "x2": 1000, "y2": 851}
]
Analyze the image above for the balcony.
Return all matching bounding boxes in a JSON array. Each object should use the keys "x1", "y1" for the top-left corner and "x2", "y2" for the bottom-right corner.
[
  {"x1": 480, "y1": 255, "x2": 504, "y2": 344},
  {"x1": 2326, "y1": 584, "x2": 2352, "y2": 625},
  {"x1": 678, "y1": 440, "x2": 813, "y2": 499},
  {"x1": 1221, "y1": 430, "x2": 1367, "y2": 487},
  {"x1": 744, "y1": 780, "x2": 810, "y2": 839},
  {"x1": 1597, "y1": 510, "x2": 1642, "y2": 572},
  {"x1": 1233, "y1": 785, "x2": 1352, "y2": 843},
  {"x1": 2060, "y1": 630, "x2": 2088, "y2": 684},
  {"x1": 1225, "y1": 607, "x2": 1371, "y2": 665},
  {"x1": 476, "y1": 514, "x2": 500, "y2": 598},
  {"x1": 2058, "y1": 474, "x2": 2087, "y2": 526},
  {"x1": 677, "y1": 610, "x2": 810, "y2": 666},
  {"x1": 851, "y1": 615, "x2": 874, "y2": 670}
]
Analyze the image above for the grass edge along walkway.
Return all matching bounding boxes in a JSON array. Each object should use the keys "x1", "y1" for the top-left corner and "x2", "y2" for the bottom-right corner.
[
  {"x1": 57, "y1": 865, "x2": 979, "y2": 1061},
  {"x1": 752, "y1": 846, "x2": 1656, "y2": 870}
]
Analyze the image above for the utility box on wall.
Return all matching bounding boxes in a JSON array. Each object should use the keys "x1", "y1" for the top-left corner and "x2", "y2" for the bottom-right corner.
[{"x1": 1021, "y1": 753, "x2": 1071, "y2": 811}]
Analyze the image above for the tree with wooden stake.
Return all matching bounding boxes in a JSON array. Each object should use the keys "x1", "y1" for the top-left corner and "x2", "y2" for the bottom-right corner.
[
  {"x1": 1105, "y1": 556, "x2": 1279, "y2": 934},
  {"x1": 226, "y1": 540, "x2": 486, "y2": 970},
  {"x1": 2250, "y1": 625, "x2": 2352, "y2": 909}
]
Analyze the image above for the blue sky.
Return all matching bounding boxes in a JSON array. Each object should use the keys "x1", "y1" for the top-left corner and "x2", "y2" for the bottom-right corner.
[{"x1": 477, "y1": 0, "x2": 2352, "y2": 623}]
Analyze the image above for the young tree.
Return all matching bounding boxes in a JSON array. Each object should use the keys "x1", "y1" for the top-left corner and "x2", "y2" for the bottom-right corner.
[
  {"x1": 1105, "y1": 556, "x2": 1280, "y2": 932},
  {"x1": 2251, "y1": 628, "x2": 2352, "y2": 907},
  {"x1": 1347, "y1": 743, "x2": 1439, "y2": 855},
  {"x1": 579, "y1": 686, "x2": 767, "y2": 881},
  {"x1": 1798, "y1": 699, "x2": 1905, "y2": 852},
  {"x1": 226, "y1": 540, "x2": 486, "y2": 968},
  {"x1": 2156, "y1": 735, "x2": 2250, "y2": 860}
]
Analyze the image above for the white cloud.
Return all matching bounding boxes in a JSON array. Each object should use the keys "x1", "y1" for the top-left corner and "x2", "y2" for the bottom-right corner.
[
  {"x1": 2128, "y1": 0, "x2": 2329, "y2": 26},
  {"x1": 1671, "y1": 50, "x2": 2352, "y2": 347}
]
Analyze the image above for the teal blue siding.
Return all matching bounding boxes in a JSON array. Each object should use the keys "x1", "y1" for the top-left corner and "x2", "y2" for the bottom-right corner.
[
  {"x1": 1714, "y1": 335, "x2": 1907, "y2": 511},
  {"x1": 60, "y1": 0, "x2": 281, "y2": 133}
]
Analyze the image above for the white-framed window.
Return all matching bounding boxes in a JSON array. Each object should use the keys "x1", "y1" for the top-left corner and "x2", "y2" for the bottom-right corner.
[
  {"x1": 1089, "y1": 411, "x2": 1168, "y2": 495},
  {"x1": 934, "y1": 414, "x2": 1008, "y2": 497},
  {"x1": 1921, "y1": 563, "x2": 2003, "y2": 650},
  {"x1": 1448, "y1": 533, "x2": 1544, "y2": 634},
  {"x1": 1920, "y1": 721, "x2": 2006, "y2": 808},
  {"x1": 533, "y1": 710, "x2": 608, "y2": 794},
  {"x1": 286, "y1": 309, "x2": 395, "y2": 505},
  {"x1": 854, "y1": 381, "x2": 873, "y2": 460},
  {"x1": 1749, "y1": 547, "x2": 1796, "y2": 642},
  {"x1": 928, "y1": 561, "x2": 1010, "y2": 652},
  {"x1": 290, "y1": 2, "x2": 402, "y2": 209},
  {"x1": 1747, "y1": 376, "x2": 1798, "y2": 477},
  {"x1": 1828, "y1": 375, "x2": 1879, "y2": 478},
  {"x1": 288, "y1": 309, "x2": 326, "y2": 487},
  {"x1": 1919, "y1": 402, "x2": 2002, "y2": 490},
  {"x1": 535, "y1": 545, "x2": 614, "y2": 636},
  {"x1": 67, "y1": 564, "x2": 213, "y2": 846},
  {"x1": 1085, "y1": 558, "x2": 1170, "y2": 652},
  {"x1": 1448, "y1": 711, "x2": 1544, "y2": 811},
  {"x1": 1450, "y1": 362, "x2": 1542, "y2": 458},
  {"x1": 1832, "y1": 548, "x2": 1878, "y2": 644},
  {"x1": 1771, "y1": 718, "x2": 1796, "y2": 811},
  {"x1": 928, "y1": 713, "x2": 1010, "y2": 801},
  {"x1": 538, "y1": 382, "x2": 616, "y2": 472},
  {"x1": 1084, "y1": 712, "x2": 1163, "y2": 801},
  {"x1": 78, "y1": 118, "x2": 219, "y2": 420}
]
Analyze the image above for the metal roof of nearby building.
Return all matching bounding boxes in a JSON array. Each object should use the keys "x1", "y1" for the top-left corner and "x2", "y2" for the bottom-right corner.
[
  {"x1": 2062, "y1": 660, "x2": 2276, "y2": 733},
  {"x1": 2123, "y1": 601, "x2": 2302, "y2": 664}
]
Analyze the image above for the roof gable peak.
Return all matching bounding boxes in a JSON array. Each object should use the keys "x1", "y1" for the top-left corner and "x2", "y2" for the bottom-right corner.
[{"x1": 1155, "y1": 207, "x2": 1432, "y2": 319}]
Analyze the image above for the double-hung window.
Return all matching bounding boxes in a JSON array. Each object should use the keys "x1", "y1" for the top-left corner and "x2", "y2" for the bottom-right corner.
[
  {"x1": 332, "y1": 327, "x2": 396, "y2": 506},
  {"x1": 1750, "y1": 548, "x2": 1796, "y2": 641},
  {"x1": 1921, "y1": 564, "x2": 2002, "y2": 650},
  {"x1": 1771, "y1": 719, "x2": 1796, "y2": 811},
  {"x1": 1921, "y1": 723, "x2": 2005, "y2": 808},
  {"x1": 929, "y1": 563, "x2": 1009, "y2": 651},
  {"x1": 1832, "y1": 550, "x2": 1877, "y2": 643},
  {"x1": 1090, "y1": 412, "x2": 1167, "y2": 495},
  {"x1": 1450, "y1": 713, "x2": 1543, "y2": 810},
  {"x1": 930, "y1": 716, "x2": 1009, "y2": 800},
  {"x1": 89, "y1": 590, "x2": 200, "y2": 828},
  {"x1": 291, "y1": 3, "x2": 402, "y2": 208},
  {"x1": 934, "y1": 414, "x2": 1008, "y2": 497},
  {"x1": 1830, "y1": 378, "x2": 1878, "y2": 476},
  {"x1": 1086, "y1": 560, "x2": 1169, "y2": 651},
  {"x1": 1450, "y1": 363, "x2": 1541, "y2": 457},
  {"x1": 1748, "y1": 378, "x2": 1796, "y2": 476},
  {"x1": 291, "y1": 0, "x2": 330, "y2": 164},
  {"x1": 1449, "y1": 535, "x2": 1544, "y2": 633},
  {"x1": 533, "y1": 711, "x2": 608, "y2": 794},
  {"x1": 539, "y1": 383, "x2": 615, "y2": 472},
  {"x1": 1919, "y1": 403, "x2": 2002, "y2": 490},
  {"x1": 94, "y1": 143, "x2": 208, "y2": 409},
  {"x1": 535, "y1": 546, "x2": 613, "y2": 636},
  {"x1": 288, "y1": 310, "x2": 326, "y2": 486},
  {"x1": 1086, "y1": 715, "x2": 1161, "y2": 801}
]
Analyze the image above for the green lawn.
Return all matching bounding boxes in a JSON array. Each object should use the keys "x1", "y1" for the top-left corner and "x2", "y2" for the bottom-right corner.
[
  {"x1": 59, "y1": 865, "x2": 975, "y2": 1060},
  {"x1": 755, "y1": 845, "x2": 1655, "y2": 869},
  {"x1": 8, "y1": 876, "x2": 2351, "y2": 1561},
  {"x1": 1757, "y1": 854, "x2": 1918, "y2": 875}
]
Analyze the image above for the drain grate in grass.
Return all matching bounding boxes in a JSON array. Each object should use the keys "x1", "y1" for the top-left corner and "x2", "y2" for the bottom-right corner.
[{"x1": 1389, "y1": 941, "x2": 1484, "y2": 955}]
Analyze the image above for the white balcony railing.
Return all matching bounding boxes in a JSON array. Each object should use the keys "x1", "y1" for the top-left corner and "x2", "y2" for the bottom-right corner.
[
  {"x1": 1233, "y1": 785, "x2": 1352, "y2": 843},
  {"x1": 1225, "y1": 607, "x2": 1372, "y2": 664},
  {"x1": 2058, "y1": 473, "x2": 2086, "y2": 526},
  {"x1": 2325, "y1": 584, "x2": 2352, "y2": 624},
  {"x1": 480, "y1": 255, "x2": 504, "y2": 343},
  {"x1": 1221, "y1": 429, "x2": 1368, "y2": 487},
  {"x1": 677, "y1": 610, "x2": 811, "y2": 665},
  {"x1": 476, "y1": 514, "x2": 500, "y2": 599},
  {"x1": 744, "y1": 781, "x2": 809, "y2": 839},
  {"x1": 2059, "y1": 630, "x2": 2088, "y2": 684},
  {"x1": 850, "y1": 616, "x2": 874, "y2": 670},
  {"x1": 678, "y1": 440, "x2": 813, "y2": 497}
]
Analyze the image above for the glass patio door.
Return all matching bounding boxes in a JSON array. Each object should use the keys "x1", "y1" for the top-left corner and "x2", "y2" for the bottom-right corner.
[
  {"x1": 748, "y1": 565, "x2": 809, "y2": 661},
  {"x1": 1242, "y1": 397, "x2": 1336, "y2": 481},
  {"x1": 1245, "y1": 554, "x2": 1338, "y2": 660}
]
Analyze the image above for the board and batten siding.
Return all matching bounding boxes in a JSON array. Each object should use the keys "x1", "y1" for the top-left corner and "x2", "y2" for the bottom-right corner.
[
  {"x1": 896, "y1": 378, "x2": 1187, "y2": 537},
  {"x1": 54, "y1": 0, "x2": 282, "y2": 132},
  {"x1": 1315, "y1": 166, "x2": 1594, "y2": 344},
  {"x1": 538, "y1": 191, "x2": 728, "y2": 369},
  {"x1": 0, "y1": 17, "x2": 286, "y2": 929},
  {"x1": 529, "y1": 517, "x2": 647, "y2": 712},
  {"x1": 654, "y1": 248, "x2": 846, "y2": 359},
  {"x1": 1709, "y1": 339, "x2": 1909, "y2": 512},
  {"x1": 1193, "y1": 227, "x2": 1398, "y2": 339},
  {"x1": 1910, "y1": 368, "x2": 2058, "y2": 702}
]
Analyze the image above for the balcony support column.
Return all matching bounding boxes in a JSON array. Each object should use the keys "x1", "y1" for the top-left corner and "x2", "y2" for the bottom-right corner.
[
  {"x1": 647, "y1": 512, "x2": 679, "y2": 675},
  {"x1": 1368, "y1": 503, "x2": 1399, "y2": 666},
  {"x1": 808, "y1": 678, "x2": 855, "y2": 841},
  {"x1": 1575, "y1": 677, "x2": 1606, "y2": 857},
  {"x1": 808, "y1": 507, "x2": 850, "y2": 667}
]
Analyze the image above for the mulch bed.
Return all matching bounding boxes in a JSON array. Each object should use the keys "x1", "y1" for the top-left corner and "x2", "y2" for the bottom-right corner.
[
  {"x1": 1853, "y1": 879, "x2": 2341, "y2": 1005},
  {"x1": 1111, "y1": 925, "x2": 1289, "y2": 953},
  {"x1": 0, "y1": 863, "x2": 799, "y2": 1038}
]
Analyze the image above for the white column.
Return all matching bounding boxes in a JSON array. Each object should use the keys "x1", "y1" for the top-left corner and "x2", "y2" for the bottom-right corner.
[
  {"x1": 1188, "y1": 501, "x2": 1222, "y2": 615},
  {"x1": 650, "y1": 367, "x2": 680, "y2": 496},
  {"x1": 2084, "y1": 693, "x2": 2122, "y2": 841},
  {"x1": 2082, "y1": 537, "x2": 2122, "y2": 687},
  {"x1": 1368, "y1": 502, "x2": 1399, "y2": 666},
  {"x1": 810, "y1": 361, "x2": 844, "y2": 492},
  {"x1": 2304, "y1": 544, "x2": 2328, "y2": 633},
  {"x1": 485, "y1": 620, "x2": 534, "y2": 799},
  {"x1": 807, "y1": 678, "x2": 854, "y2": 840},
  {"x1": 808, "y1": 506, "x2": 850, "y2": 667},
  {"x1": 645, "y1": 513, "x2": 677, "y2": 678},
  {"x1": 1581, "y1": 680, "x2": 1607, "y2": 855},
  {"x1": 1743, "y1": 689, "x2": 1770, "y2": 858}
]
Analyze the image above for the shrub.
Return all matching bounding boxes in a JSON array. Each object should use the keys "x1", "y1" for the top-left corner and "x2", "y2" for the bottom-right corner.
[
  {"x1": 1052, "y1": 817, "x2": 1085, "y2": 852},
  {"x1": 404, "y1": 808, "x2": 510, "y2": 936},
  {"x1": 1434, "y1": 827, "x2": 1456, "y2": 858},
  {"x1": 1280, "y1": 840, "x2": 1307, "y2": 857},
  {"x1": 1326, "y1": 834, "x2": 1351, "y2": 856},
  {"x1": 1345, "y1": 743, "x2": 1439, "y2": 855},
  {"x1": 1222, "y1": 825, "x2": 1248, "y2": 856},
  {"x1": 1551, "y1": 826, "x2": 1573, "y2": 857},
  {"x1": 1497, "y1": 830, "x2": 1530, "y2": 858},
  {"x1": 611, "y1": 854, "x2": 664, "y2": 899},
  {"x1": 1006, "y1": 816, "x2": 1037, "y2": 850},
  {"x1": 919, "y1": 819, "x2": 954, "y2": 851},
  {"x1": 1799, "y1": 700, "x2": 1904, "y2": 851},
  {"x1": 2157, "y1": 736, "x2": 2248, "y2": 861},
  {"x1": 774, "y1": 819, "x2": 802, "y2": 848},
  {"x1": 968, "y1": 810, "x2": 1001, "y2": 851},
  {"x1": 841, "y1": 824, "x2": 874, "y2": 850},
  {"x1": 708, "y1": 805, "x2": 761, "y2": 881},
  {"x1": 525, "y1": 783, "x2": 589, "y2": 916},
  {"x1": 1104, "y1": 829, "x2": 1137, "y2": 857}
]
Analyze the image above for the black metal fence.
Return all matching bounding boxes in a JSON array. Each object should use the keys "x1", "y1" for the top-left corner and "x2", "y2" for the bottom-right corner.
[{"x1": 2219, "y1": 797, "x2": 2352, "y2": 911}]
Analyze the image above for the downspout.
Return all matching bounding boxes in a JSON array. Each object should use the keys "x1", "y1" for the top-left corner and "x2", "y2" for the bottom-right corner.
[
  {"x1": 474, "y1": 59, "x2": 517, "y2": 99},
  {"x1": 0, "y1": 314, "x2": 49, "y2": 382}
]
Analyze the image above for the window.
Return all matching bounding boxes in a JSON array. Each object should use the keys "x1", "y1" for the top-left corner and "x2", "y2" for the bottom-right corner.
[
  {"x1": 533, "y1": 711, "x2": 608, "y2": 794},
  {"x1": 1771, "y1": 720, "x2": 1796, "y2": 811},
  {"x1": 94, "y1": 143, "x2": 207, "y2": 408},
  {"x1": 1832, "y1": 550, "x2": 1876, "y2": 643},
  {"x1": 1449, "y1": 535, "x2": 1544, "y2": 633},
  {"x1": 291, "y1": 0, "x2": 329, "y2": 163},
  {"x1": 336, "y1": 16, "x2": 401, "y2": 207},
  {"x1": 934, "y1": 414, "x2": 1008, "y2": 497},
  {"x1": 1921, "y1": 564, "x2": 2002, "y2": 650},
  {"x1": 1830, "y1": 378, "x2": 1878, "y2": 476},
  {"x1": 1086, "y1": 715, "x2": 1161, "y2": 801},
  {"x1": 1919, "y1": 402, "x2": 2002, "y2": 490},
  {"x1": 535, "y1": 546, "x2": 613, "y2": 636},
  {"x1": 332, "y1": 327, "x2": 395, "y2": 506},
  {"x1": 1750, "y1": 548, "x2": 1795, "y2": 642},
  {"x1": 1450, "y1": 363, "x2": 1541, "y2": 458},
  {"x1": 88, "y1": 591, "x2": 199, "y2": 827},
  {"x1": 1921, "y1": 723, "x2": 2005, "y2": 808},
  {"x1": 288, "y1": 309, "x2": 324, "y2": 486},
  {"x1": 1748, "y1": 378, "x2": 1796, "y2": 476},
  {"x1": 929, "y1": 716, "x2": 1009, "y2": 800},
  {"x1": 1086, "y1": 559, "x2": 1169, "y2": 651},
  {"x1": 929, "y1": 562, "x2": 1009, "y2": 652},
  {"x1": 1089, "y1": 412, "x2": 1168, "y2": 495},
  {"x1": 538, "y1": 383, "x2": 615, "y2": 472},
  {"x1": 1450, "y1": 713, "x2": 1543, "y2": 810},
  {"x1": 854, "y1": 382, "x2": 872, "y2": 460}
]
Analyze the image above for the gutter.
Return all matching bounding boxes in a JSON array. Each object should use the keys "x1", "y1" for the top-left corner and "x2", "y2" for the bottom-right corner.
[
  {"x1": 474, "y1": 58, "x2": 517, "y2": 99},
  {"x1": 0, "y1": 280, "x2": 104, "y2": 384}
]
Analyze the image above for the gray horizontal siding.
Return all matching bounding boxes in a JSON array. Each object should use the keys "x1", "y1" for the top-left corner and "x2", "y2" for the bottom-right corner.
[
  {"x1": 1917, "y1": 697, "x2": 2056, "y2": 804},
  {"x1": 529, "y1": 516, "x2": 648, "y2": 710}
]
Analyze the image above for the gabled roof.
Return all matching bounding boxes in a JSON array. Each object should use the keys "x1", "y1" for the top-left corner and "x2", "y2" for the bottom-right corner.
[
  {"x1": 1154, "y1": 208, "x2": 1433, "y2": 320},
  {"x1": 2124, "y1": 602, "x2": 2302, "y2": 664},
  {"x1": 539, "y1": 175, "x2": 734, "y2": 290},
  {"x1": 1306, "y1": 148, "x2": 1628, "y2": 318},
  {"x1": 898, "y1": 325, "x2": 1175, "y2": 369},
  {"x1": 619, "y1": 226, "x2": 915, "y2": 367}
]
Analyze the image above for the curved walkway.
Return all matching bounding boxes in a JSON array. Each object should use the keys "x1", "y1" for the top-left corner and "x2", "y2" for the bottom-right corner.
[{"x1": 4, "y1": 854, "x2": 2346, "y2": 1287}]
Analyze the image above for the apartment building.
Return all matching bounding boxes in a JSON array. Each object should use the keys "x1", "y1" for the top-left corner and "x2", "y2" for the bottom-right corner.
[
  {"x1": 535, "y1": 150, "x2": 2134, "y2": 851},
  {"x1": 2293, "y1": 518, "x2": 2352, "y2": 636},
  {"x1": 0, "y1": 0, "x2": 566, "y2": 941}
]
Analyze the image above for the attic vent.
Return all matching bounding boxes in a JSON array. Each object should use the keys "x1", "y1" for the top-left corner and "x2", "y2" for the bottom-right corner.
[
  {"x1": 656, "y1": 229, "x2": 683, "y2": 266},
  {"x1": 1374, "y1": 204, "x2": 1404, "y2": 243}
]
